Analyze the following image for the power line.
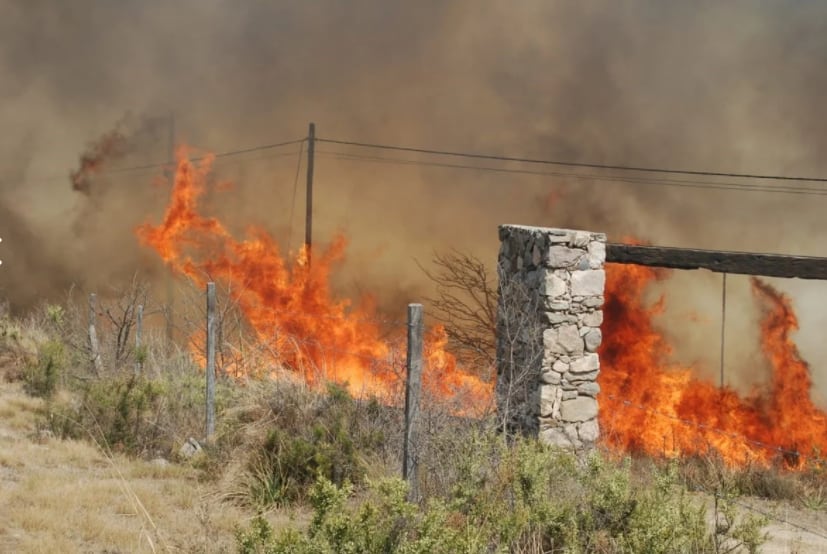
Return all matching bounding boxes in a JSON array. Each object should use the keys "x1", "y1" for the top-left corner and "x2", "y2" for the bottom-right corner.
[
  {"x1": 5, "y1": 137, "x2": 307, "y2": 187},
  {"x1": 316, "y1": 150, "x2": 827, "y2": 197},
  {"x1": 104, "y1": 137, "x2": 307, "y2": 175},
  {"x1": 212, "y1": 137, "x2": 306, "y2": 159},
  {"x1": 10, "y1": 131, "x2": 827, "y2": 197},
  {"x1": 317, "y1": 137, "x2": 827, "y2": 184}
]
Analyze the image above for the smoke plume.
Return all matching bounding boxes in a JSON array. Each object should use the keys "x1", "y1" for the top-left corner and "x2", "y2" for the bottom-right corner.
[{"x1": 2, "y1": 1, "x2": 827, "y2": 394}]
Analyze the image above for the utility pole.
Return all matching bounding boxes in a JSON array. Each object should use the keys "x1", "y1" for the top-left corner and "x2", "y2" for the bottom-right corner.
[
  {"x1": 305, "y1": 122, "x2": 315, "y2": 265},
  {"x1": 165, "y1": 113, "x2": 176, "y2": 352}
]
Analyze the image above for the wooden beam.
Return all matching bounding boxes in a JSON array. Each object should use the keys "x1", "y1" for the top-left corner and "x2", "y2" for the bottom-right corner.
[{"x1": 606, "y1": 243, "x2": 827, "y2": 280}]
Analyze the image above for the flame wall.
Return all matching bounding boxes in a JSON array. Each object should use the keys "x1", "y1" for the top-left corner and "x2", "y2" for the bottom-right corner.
[
  {"x1": 3, "y1": 2, "x2": 827, "y2": 405},
  {"x1": 498, "y1": 224, "x2": 827, "y2": 467}
]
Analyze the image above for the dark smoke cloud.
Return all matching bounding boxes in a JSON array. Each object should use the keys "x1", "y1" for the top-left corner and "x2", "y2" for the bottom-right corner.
[
  {"x1": 2, "y1": 0, "x2": 827, "y2": 392},
  {"x1": 70, "y1": 114, "x2": 149, "y2": 195}
]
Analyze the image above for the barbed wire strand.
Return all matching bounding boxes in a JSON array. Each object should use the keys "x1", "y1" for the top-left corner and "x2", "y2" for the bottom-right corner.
[
  {"x1": 725, "y1": 496, "x2": 827, "y2": 541},
  {"x1": 186, "y1": 325, "x2": 822, "y2": 462},
  {"x1": 605, "y1": 394, "x2": 803, "y2": 459}
]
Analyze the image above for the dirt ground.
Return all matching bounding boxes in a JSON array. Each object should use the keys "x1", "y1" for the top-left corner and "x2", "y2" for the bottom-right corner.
[
  {"x1": 735, "y1": 496, "x2": 827, "y2": 553},
  {"x1": 0, "y1": 380, "x2": 255, "y2": 553}
]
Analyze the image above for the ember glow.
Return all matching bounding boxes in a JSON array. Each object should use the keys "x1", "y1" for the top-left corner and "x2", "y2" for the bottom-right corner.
[
  {"x1": 136, "y1": 147, "x2": 492, "y2": 412},
  {"x1": 599, "y1": 262, "x2": 827, "y2": 467}
]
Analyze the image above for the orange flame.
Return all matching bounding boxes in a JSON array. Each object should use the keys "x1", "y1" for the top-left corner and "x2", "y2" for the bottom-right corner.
[
  {"x1": 136, "y1": 147, "x2": 827, "y2": 463},
  {"x1": 136, "y1": 146, "x2": 492, "y2": 413},
  {"x1": 599, "y1": 262, "x2": 827, "y2": 467}
]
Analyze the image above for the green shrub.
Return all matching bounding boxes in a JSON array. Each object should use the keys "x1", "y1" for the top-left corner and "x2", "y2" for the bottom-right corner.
[
  {"x1": 23, "y1": 339, "x2": 65, "y2": 398},
  {"x1": 242, "y1": 383, "x2": 391, "y2": 508},
  {"x1": 45, "y1": 370, "x2": 232, "y2": 457},
  {"x1": 47, "y1": 373, "x2": 164, "y2": 453},
  {"x1": 237, "y1": 435, "x2": 769, "y2": 554}
]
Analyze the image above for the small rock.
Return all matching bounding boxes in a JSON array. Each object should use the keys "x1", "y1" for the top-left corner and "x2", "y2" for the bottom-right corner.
[
  {"x1": 547, "y1": 246, "x2": 583, "y2": 269},
  {"x1": 578, "y1": 419, "x2": 600, "y2": 442},
  {"x1": 561, "y1": 396, "x2": 598, "y2": 422},
  {"x1": 571, "y1": 231, "x2": 591, "y2": 248},
  {"x1": 547, "y1": 230, "x2": 573, "y2": 244},
  {"x1": 577, "y1": 382, "x2": 601, "y2": 397},
  {"x1": 179, "y1": 437, "x2": 203, "y2": 459},
  {"x1": 540, "y1": 385, "x2": 563, "y2": 418},
  {"x1": 540, "y1": 427, "x2": 573, "y2": 448},
  {"x1": 151, "y1": 458, "x2": 170, "y2": 468},
  {"x1": 547, "y1": 325, "x2": 582, "y2": 356},
  {"x1": 588, "y1": 241, "x2": 606, "y2": 268},
  {"x1": 583, "y1": 296, "x2": 605, "y2": 308},
  {"x1": 543, "y1": 312, "x2": 573, "y2": 325},
  {"x1": 569, "y1": 353, "x2": 600, "y2": 373},
  {"x1": 581, "y1": 311, "x2": 603, "y2": 327},
  {"x1": 545, "y1": 299, "x2": 571, "y2": 311},
  {"x1": 565, "y1": 369, "x2": 600, "y2": 382},
  {"x1": 541, "y1": 272, "x2": 568, "y2": 298},
  {"x1": 571, "y1": 270, "x2": 606, "y2": 296},
  {"x1": 541, "y1": 370, "x2": 562, "y2": 385},
  {"x1": 584, "y1": 328, "x2": 602, "y2": 352}
]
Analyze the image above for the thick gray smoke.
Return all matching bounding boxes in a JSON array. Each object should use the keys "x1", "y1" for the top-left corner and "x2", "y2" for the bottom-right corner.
[{"x1": 2, "y1": 1, "x2": 827, "y2": 394}]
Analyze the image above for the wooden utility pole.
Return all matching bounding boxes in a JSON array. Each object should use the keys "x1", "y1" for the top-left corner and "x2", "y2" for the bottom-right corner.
[
  {"x1": 403, "y1": 303, "x2": 424, "y2": 502},
  {"x1": 205, "y1": 282, "x2": 217, "y2": 441},
  {"x1": 165, "y1": 113, "x2": 176, "y2": 352},
  {"x1": 305, "y1": 122, "x2": 315, "y2": 265}
]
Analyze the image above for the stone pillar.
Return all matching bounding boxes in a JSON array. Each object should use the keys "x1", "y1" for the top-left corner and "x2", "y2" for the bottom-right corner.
[{"x1": 496, "y1": 225, "x2": 605, "y2": 448}]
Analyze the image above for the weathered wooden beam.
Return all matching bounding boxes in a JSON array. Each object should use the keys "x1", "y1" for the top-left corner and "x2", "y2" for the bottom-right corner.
[{"x1": 606, "y1": 243, "x2": 827, "y2": 280}]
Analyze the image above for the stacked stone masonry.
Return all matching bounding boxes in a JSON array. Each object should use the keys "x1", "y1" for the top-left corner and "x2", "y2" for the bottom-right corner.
[{"x1": 496, "y1": 225, "x2": 605, "y2": 449}]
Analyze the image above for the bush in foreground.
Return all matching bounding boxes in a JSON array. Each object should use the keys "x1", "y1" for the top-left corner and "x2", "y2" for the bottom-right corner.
[
  {"x1": 236, "y1": 436, "x2": 768, "y2": 554},
  {"x1": 220, "y1": 381, "x2": 402, "y2": 508},
  {"x1": 44, "y1": 368, "x2": 236, "y2": 458}
]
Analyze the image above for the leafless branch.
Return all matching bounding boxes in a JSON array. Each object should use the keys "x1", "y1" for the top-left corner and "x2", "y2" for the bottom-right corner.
[{"x1": 417, "y1": 249, "x2": 497, "y2": 370}]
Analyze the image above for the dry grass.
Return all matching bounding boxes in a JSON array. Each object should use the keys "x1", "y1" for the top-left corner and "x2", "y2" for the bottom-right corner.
[{"x1": 0, "y1": 380, "x2": 297, "y2": 553}]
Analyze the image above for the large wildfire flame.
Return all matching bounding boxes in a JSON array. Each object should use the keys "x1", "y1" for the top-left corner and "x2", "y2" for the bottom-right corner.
[
  {"x1": 136, "y1": 146, "x2": 827, "y2": 466},
  {"x1": 136, "y1": 147, "x2": 491, "y2": 412},
  {"x1": 600, "y1": 263, "x2": 827, "y2": 467}
]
